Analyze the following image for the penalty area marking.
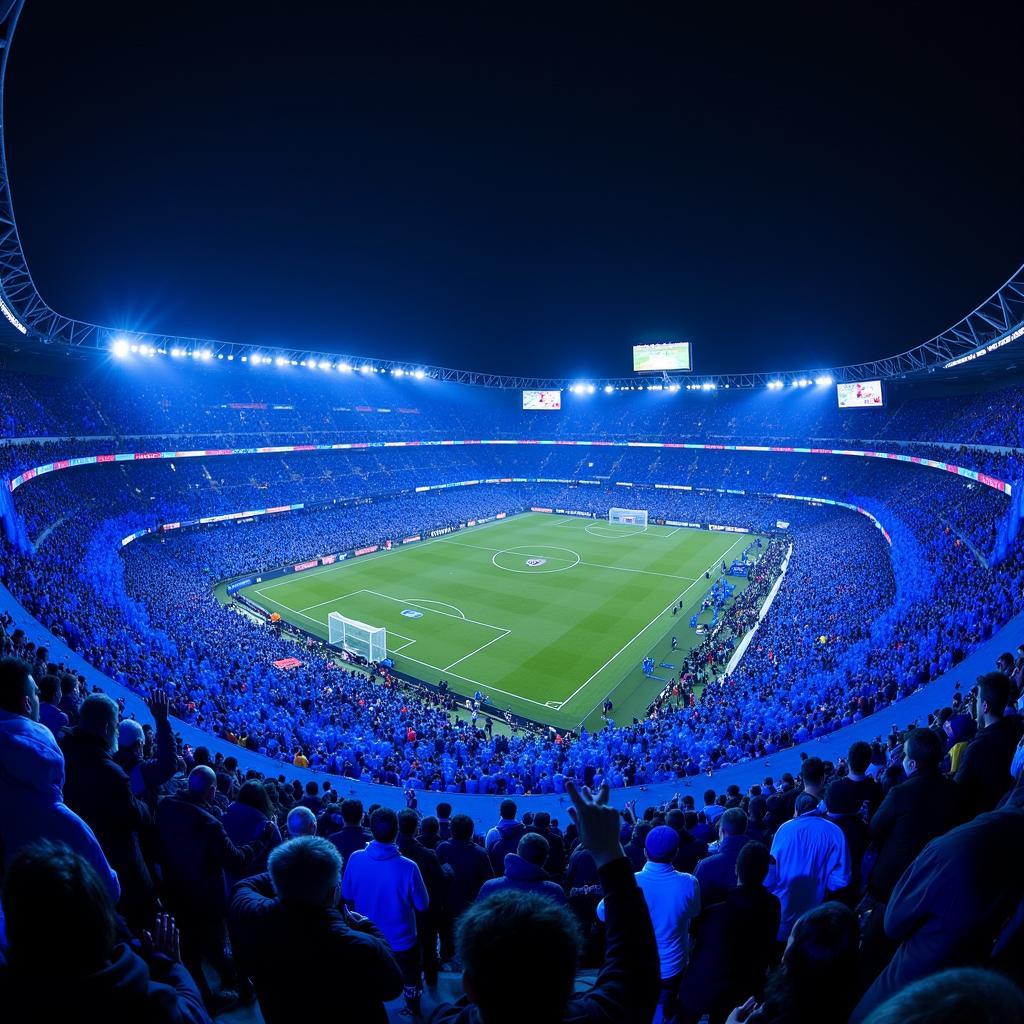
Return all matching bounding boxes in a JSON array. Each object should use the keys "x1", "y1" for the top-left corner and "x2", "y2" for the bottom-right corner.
[{"x1": 585, "y1": 523, "x2": 648, "y2": 538}]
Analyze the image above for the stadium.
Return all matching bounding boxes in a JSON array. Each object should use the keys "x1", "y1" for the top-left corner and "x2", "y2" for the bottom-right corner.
[{"x1": 1, "y1": 2, "x2": 1023, "y2": 1023}]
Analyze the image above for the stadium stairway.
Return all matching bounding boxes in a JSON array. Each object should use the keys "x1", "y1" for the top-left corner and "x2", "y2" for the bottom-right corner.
[{"x1": 1, "y1": 579, "x2": 1020, "y2": 829}]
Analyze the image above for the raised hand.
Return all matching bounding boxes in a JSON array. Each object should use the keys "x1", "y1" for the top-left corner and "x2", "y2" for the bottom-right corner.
[
  {"x1": 141, "y1": 912, "x2": 181, "y2": 962},
  {"x1": 147, "y1": 688, "x2": 170, "y2": 724},
  {"x1": 566, "y1": 780, "x2": 625, "y2": 869}
]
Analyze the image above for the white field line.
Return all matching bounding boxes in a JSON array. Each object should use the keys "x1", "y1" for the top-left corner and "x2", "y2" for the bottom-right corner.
[
  {"x1": 442, "y1": 628, "x2": 512, "y2": 672},
  {"x1": 556, "y1": 536, "x2": 748, "y2": 711},
  {"x1": 362, "y1": 589, "x2": 508, "y2": 633},
  {"x1": 438, "y1": 537, "x2": 697, "y2": 581},
  {"x1": 246, "y1": 515, "x2": 515, "y2": 594}
]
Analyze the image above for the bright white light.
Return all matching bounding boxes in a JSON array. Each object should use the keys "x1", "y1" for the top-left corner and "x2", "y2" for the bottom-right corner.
[
  {"x1": 586, "y1": 384, "x2": 595, "y2": 394},
  {"x1": 340, "y1": 362, "x2": 352, "y2": 373},
  {"x1": 112, "y1": 339, "x2": 131, "y2": 358},
  {"x1": 198, "y1": 349, "x2": 213, "y2": 362},
  {"x1": 227, "y1": 354, "x2": 234, "y2": 361},
  {"x1": 767, "y1": 380, "x2": 783, "y2": 389},
  {"x1": 318, "y1": 360, "x2": 331, "y2": 370},
  {"x1": 393, "y1": 367, "x2": 404, "y2": 377},
  {"x1": 604, "y1": 384, "x2": 614, "y2": 393},
  {"x1": 414, "y1": 369, "x2": 426, "y2": 379},
  {"x1": 814, "y1": 375, "x2": 833, "y2": 386},
  {"x1": 360, "y1": 364, "x2": 372, "y2": 373},
  {"x1": 701, "y1": 381, "x2": 716, "y2": 390},
  {"x1": 275, "y1": 357, "x2": 287, "y2": 367}
]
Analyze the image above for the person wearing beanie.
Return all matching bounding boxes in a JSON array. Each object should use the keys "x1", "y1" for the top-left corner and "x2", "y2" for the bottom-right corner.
[{"x1": 597, "y1": 823, "x2": 700, "y2": 1022}]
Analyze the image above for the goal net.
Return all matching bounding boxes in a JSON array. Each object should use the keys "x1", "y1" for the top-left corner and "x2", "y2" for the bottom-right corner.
[
  {"x1": 328, "y1": 612, "x2": 387, "y2": 662},
  {"x1": 609, "y1": 507, "x2": 648, "y2": 527}
]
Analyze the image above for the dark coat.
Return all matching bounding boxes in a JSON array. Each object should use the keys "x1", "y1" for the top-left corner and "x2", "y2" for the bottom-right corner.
[
  {"x1": 477, "y1": 853, "x2": 567, "y2": 905},
  {"x1": 429, "y1": 857, "x2": 659, "y2": 1024},
  {"x1": 694, "y1": 834, "x2": 750, "y2": 906},
  {"x1": 852, "y1": 807, "x2": 1024, "y2": 1023},
  {"x1": 0, "y1": 944, "x2": 209, "y2": 1024},
  {"x1": 61, "y1": 729, "x2": 156, "y2": 926},
  {"x1": 955, "y1": 715, "x2": 1024, "y2": 816},
  {"x1": 327, "y1": 823, "x2": 372, "y2": 866},
  {"x1": 678, "y1": 884, "x2": 781, "y2": 1017},
  {"x1": 155, "y1": 793, "x2": 267, "y2": 918},
  {"x1": 229, "y1": 873, "x2": 402, "y2": 1024},
  {"x1": 398, "y1": 832, "x2": 448, "y2": 913},
  {"x1": 437, "y1": 837, "x2": 493, "y2": 920},
  {"x1": 866, "y1": 769, "x2": 963, "y2": 902}
]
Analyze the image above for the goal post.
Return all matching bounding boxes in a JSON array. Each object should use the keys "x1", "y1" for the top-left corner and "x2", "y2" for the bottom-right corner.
[
  {"x1": 328, "y1": 611, "x2": 387, "y2": 662},
  {"x1": 609, "y1": 507, "x2": 648, "y2": 527}
]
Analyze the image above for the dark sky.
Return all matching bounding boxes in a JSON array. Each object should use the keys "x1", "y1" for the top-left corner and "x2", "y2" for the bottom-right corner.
[{"x1": 6, "y1": 2, "x2": 1023, "y2": 378}]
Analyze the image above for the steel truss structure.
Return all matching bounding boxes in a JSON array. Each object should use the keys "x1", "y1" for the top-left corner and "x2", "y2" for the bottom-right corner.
[{"x1": 0, "y1": 0, "x2": 1022, "y2": 390}]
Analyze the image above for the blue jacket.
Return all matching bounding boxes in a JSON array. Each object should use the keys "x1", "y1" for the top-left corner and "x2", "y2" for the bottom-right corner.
[
  {"x1": 694, "y1": 834, "x2": 750, "y2": 906},
  {"x1": 0, "y1": 708, "x2": 119, "y2": 901},
  {"x1": 477, "y1": 853, "x2": 566, "y2": 905}
]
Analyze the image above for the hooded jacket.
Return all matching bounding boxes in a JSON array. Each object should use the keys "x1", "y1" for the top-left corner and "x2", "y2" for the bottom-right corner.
[
  {"x1": 477, "y1": 853, "x2": 567, "y2": 905},
  {"x1": 0, "y1": 708, "x2": 119, "y2": 900},
  {"x1": 484, "y1": 818, "x2": 526, "y2": 875},
  {"x1": 341, "y1": 840, "x2": 429, "y2": 952},
  {"x1": 0, "y1": 942, "x2": 209, "y2": 1024}
]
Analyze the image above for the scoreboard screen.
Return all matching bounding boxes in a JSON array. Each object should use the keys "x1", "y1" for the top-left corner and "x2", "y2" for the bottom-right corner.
[
  {"x1": 522, "y1": 389, "x2": 562, "y2": 410},
  {"x1": 633, "y1": 341, "x2": 692, "y2": 373},
  {"x1": 837, "y1": 380, "x2": 884, "y2": 408}
]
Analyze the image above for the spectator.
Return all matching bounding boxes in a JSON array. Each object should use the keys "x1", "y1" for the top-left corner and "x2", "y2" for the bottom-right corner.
[
  {"x1": 327, "y1": 798, "x2": 371, "y2": 865},
  {"x1": 286, "y1": 805, "x2": 317, "y2": 837},
  {"x1": 860, "y1": 967, "x2": 1024, "y2": 1024},
  {"x1": 36, "y1": 672, "x2": 69, "y2": 738},
  {"x1": 0, "y1": 656, "x2": 119, "y2": 901},
  {"x1": 156, "y1": 765, "x2": 274, "y2": 1014},
  {"x1": 732, "y1": 902, "x2": 859, "y2": 1024},
  {"x1": 229, "y1": 836, "x2": 402, "y2": 1024},
  {"x1": 342, "y1": 806, "x2": 429, "y2": 1014},
  {"x1": 484, "y1": 799, "x2": 526, "y2": 875},
  {"x1": 478, "y1": 832, "x2": 567, "y2": 906},
  {"x1": 862, "y1": 727, "x2": 963, "y2": 967},
  {"x1": 529, "y1": 810, "x2": 566, "y2": 876},
  {"x1": 418, "y1": 814, "x2": 442, "y2": 850},
  {"x1": 222, "y1": 779, "x2": 281, "y2": 883},
  {"x1": 955, "y1": 672, "x2": 1024, "y2": 815},
  {"x1": 679, "y1": 841, "x2": 781, "y2": 1024},
  {"x1": 429, "y1": 781, "x2": 659, "y2": 1024},
  {"x1": 113, "y1": 691, "x2": 178, "y2": 810},
  {"x1": 0, "y1": 840, "x2": 208, "y2": 1023},
  {"x1": 852, "y1": 802, "x2": 1024, "y2": 1022},
  {"x1": 61, "y1": 692, "x2": 157, "y2": 929},
  {"x1": 823, "y1": 779, "x2": 869, "y2": 902},
  {"x1": 437, "y1": 813, "x2": 493, "y2": 961},
  {"x1": 436, "y1": 801, "x2": 453, "y2": 841},
  {"x1": 845, "y1": 740, "x2": 883, "y2": 817},
  {"x1": 397, "y1": 807, "x2": 448, "y2": 987},
  {"x1": 768, "y1": 793, "x2": 851, "y2": 939},
  {"x1": 695, "y1": 807, "x2": 750, "y2": 906},
  {"x1": 598, "y1": 823, "x2": 700, "y2": 1022}
]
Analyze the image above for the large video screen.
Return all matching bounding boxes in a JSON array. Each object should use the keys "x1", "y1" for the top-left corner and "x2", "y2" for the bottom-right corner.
[
  {"x1": 837, "y1": 380, "x2": 884, "y2": 408},
  {"x1": 522, "y1": 389, "x2": 562, "y2": 410},
  {"x1": 633, "y1": 342, "x2": 692, "y2": 373}
]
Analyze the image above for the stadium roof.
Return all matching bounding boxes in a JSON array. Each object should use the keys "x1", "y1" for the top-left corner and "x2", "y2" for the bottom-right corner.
[{"x1": 0, "y1": 0, "x2": 1021, "y2": 390}]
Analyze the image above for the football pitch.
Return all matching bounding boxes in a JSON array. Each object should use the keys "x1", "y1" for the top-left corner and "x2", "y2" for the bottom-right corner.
[{"x1": 237, "y1": 512, "x2": 762, "y2": 731}]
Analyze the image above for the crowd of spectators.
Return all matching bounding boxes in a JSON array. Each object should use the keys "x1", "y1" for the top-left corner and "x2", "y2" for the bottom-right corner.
[{"x1": 2, "y1": 607, "x2": 1024, "y2": 1022}]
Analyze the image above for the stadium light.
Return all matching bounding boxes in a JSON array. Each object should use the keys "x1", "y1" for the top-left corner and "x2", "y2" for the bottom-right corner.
[
  {"x1": 198, "y1": 349, "x2": 213, "y2": 362},
  {"x1": 814, "y1": 375, "x2": 833, "y2": 386},
  {"x1": 604, "y1": 384, "x2": 614, "y2": 393},
  {"x1": 317, "y1": 360, "x2": 330, "y2": 370},
  {"x1": 701, "y1": 382, "x2": 716, "y2": 390},
  {"x1": 339, "y1": 362, "x2": 352, "y2": 372},
  {"x1": 360, "y1": 364, "x2": 372, "y2": 373},
  {"x1": 111, "y1": 338, "x2": 131, "y2": 358},
  {"x1": 586, "y1": 384, "x2": 595, "y2": 394},
  {"x1": 414, "y1": 368, "x2": 426, "y2": 379},
  {"x1": 393, "y1": 367, "x2": 404, "y2": 377},
  {"x1": 767, "y1": 380, "x2": 783, "y2": 389}
]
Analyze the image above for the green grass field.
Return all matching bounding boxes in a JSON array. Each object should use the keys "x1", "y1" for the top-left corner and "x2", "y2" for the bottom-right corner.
[{"x1": 238, "y1": 512, "x2": 761, "y2": 731}]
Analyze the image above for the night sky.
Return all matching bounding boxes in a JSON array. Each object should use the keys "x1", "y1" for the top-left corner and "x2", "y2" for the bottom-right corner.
[{"x1": 6, "y1": 2, "x2": 1023, "y2": 378}]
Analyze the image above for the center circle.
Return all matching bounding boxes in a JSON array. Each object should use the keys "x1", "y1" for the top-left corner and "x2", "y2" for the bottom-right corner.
[{"x1": 491, "y1": 545, "x2": 582, "y2": 574}]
